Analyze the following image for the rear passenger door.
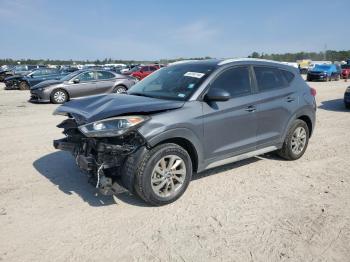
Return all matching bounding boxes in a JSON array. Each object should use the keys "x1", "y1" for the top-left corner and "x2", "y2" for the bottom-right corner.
[
  {"x1": 95, "y1": 71, "x2": 117, "y2": 93},
  {"x1": 252, "y1": 66, "x2": 297, "y2": 148}
]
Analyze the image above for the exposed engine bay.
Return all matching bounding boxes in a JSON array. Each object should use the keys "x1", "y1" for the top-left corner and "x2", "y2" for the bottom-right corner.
[{"x1": 53, "y1": 118, "x2": 146, "y2": 195}]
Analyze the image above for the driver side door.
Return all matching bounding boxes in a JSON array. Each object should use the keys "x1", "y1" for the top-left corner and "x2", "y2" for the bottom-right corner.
[
  {"x1": 66, "y1": 71, "x2": 97, "y2": 98},
  {"x1": 202, "y1": 66, "x2": 258, "y2": 165}
]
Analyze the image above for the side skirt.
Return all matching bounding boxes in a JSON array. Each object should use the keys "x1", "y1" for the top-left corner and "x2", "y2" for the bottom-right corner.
[{"x1": 204, "y1": 146, "x2": 278, "y2": 170}]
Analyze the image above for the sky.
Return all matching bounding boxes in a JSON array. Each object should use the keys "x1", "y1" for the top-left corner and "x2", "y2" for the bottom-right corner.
[{"x1": 0, "y1": 0, "x2": 348, "y2": 61}]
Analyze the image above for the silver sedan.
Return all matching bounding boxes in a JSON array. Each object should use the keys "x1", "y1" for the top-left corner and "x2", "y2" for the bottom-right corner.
[{"x1": 29, "y1": 70, "x2": 138, "y2": 103}]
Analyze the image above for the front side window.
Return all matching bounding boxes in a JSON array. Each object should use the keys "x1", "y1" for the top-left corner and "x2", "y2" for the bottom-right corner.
[
  {"x1": 128, "y1": 63, "x2": 216, "y2": 101},
  {"x1": 254, "y1": 67, "x2": 288, "y2": 92},
  {"x1": 210, "y1": 66, "x2": 252, "y2": 97},
  {"x1": 77, "y1": 72, "x2": 95, "y2": 82},
  {"x1": 31, "y1": 70, "x2": 44, "y2": 76},
  {"x1": 96, "y1": 71, "x2": 115, "y2": 80}
]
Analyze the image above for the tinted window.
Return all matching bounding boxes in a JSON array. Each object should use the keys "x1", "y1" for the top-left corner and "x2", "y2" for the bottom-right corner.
[
  {"x1": 149, "y1": 66, "x2": 158, "y2": 71},
  {"x1": 254, "y1": 67, "x2": 288, "y2": 92},
  {"x1": 28, "y1": 65, "x2": 37, "y2": 70},
  {"x1": 77, "y1": 72, "x2": 95, "y2": 81},
  {"x1": 210, "y1": 67, "x2": 252, "y2": 97},
  {"x1": 142, "y1": 66, "x2": 150, "y2": 72},
  {"x1": 96, "y1": 71, "x2": 115, "y2": 80},
  {"x1": 341, "y1": 65, "x2": 350, "y2": 69},
  {"x1": 281, "y1": 70, "x2": 294, "y2": 83}
]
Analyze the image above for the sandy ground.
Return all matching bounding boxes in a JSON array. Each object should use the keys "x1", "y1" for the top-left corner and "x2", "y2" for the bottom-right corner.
[{"x1": 0, "y1": 79, "x2": 349, "y2": 262}]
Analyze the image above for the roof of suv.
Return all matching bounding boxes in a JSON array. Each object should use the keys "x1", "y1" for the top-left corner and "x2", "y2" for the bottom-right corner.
[{"x1": 170, "y1": 58, "x2": 290, "y2": 68}]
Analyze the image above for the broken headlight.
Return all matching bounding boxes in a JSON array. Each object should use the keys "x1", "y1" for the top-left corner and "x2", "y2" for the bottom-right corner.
[{"x1": 78, "y1": 115, "x2": 150, "y2": 137}]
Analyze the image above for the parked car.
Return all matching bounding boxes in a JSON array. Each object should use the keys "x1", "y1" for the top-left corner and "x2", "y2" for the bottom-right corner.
[
  {"x1": 53, "y1": 59, "x2": 316, "y2": 206},
  {"x1": 344, "y1": 86, "x2": 350, "y2": 109},
  {"x1": 30, "y1": 70, "x2": 137, "y2": 104},
  {"x1": 0, "y1": 65, "x2": 15, "y2": 82},
  {"x1": 341, "y1": 64, "x2": 350, "y2": 79},
  {"x1": 4, "y1": 68, "x2": 73, "y2": 90},
  {"x1": 306, "y1": 64, "x2": 341, "y2": 81},
  {"x1": 124, "y1": 65, "x2": 160, "y2": 80}
]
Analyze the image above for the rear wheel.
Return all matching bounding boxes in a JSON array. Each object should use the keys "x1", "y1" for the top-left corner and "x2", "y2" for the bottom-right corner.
[
  {"x1": 19, "y1": 81, "x2": 29, "y2": 90},
  {"x1": 345, "y1": 103, "x2": 350, "y2": 109},
  {"x1": 50, "y1": 89, "x2": 68, "y2": 104},
  {"x1": 113, "y1": 85, "x2": 127, "y2": 94},
  {"x1": 277, "y1": 120, "x2": 310, "y2": 160},
  {"x1": 126, "y1": 143, "x2": 192, "y2": 206}
]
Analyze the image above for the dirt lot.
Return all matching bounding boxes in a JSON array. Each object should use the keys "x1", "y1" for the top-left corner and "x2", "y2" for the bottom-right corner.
[{"x1": 0, "y1": 80, "x2": 349, "y2": 262}]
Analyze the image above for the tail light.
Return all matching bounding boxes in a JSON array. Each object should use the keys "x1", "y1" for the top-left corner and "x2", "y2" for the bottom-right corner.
[{"x1": 310, "y1": 87, "x2": 316, "y2": 97}]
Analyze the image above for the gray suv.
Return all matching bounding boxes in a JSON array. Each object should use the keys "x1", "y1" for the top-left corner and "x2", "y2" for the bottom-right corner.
[{"x1": 53, "y1": 59, "x2": 316, "y2": 206}]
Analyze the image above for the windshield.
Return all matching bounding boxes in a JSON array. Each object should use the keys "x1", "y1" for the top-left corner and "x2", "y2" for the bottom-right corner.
[
  {"x1": 60, "y1": 70, "x2": 81, "y2": 81},
  {"x1": 127, "y1": 66, "x2": 141, "y2": 73},
  {"x1": 341, "y1": 65, "x2": 350, "y2": 69},
  {"x1": 128, "y1": 63, "x2": 216, "y2": 101},
  {"x1": 313, "y1": 65, "x2": 331, "y2": 71}
]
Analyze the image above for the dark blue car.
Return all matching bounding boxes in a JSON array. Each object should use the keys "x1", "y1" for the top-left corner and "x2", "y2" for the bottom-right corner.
[{"x1": 4, "y1": 68, "x2": 77, "y2": 90}]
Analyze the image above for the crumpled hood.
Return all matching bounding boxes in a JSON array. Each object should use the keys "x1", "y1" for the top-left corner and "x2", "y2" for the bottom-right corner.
[
  {"x1": 31, "y1": 79, "x2": 63, "y2": 90},
  {"x1": 54, "y1": 94, "x2": 185, "y2": 124}
]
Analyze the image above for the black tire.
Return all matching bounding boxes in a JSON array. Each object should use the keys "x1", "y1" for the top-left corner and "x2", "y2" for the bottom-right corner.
[
  {"x1": 277, "y1": 119, "x2": 310, "y2": 161},
  {"x1": 345, "y1": 103, "x2": 350, "y2": 109},
  {"x1": 124, "y1": 143, "x2": 192, "y2": 206},
  {"x1": 19, "y1": 81, "x2": 29, "y2": 90},
  {"x1": 113, "y1": 85, "x2": 127, "y2": 94},
  {"x1": 50, "y1": 89, "x2": 68, "y2": 104}
]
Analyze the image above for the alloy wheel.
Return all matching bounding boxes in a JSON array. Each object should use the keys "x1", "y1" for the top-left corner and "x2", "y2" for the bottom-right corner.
[
  {"x1": 151, "y1": 155, "x2": 187, "y2": 198},
  {"x1": 291, "y1": 127, "x2": 307, "y2": 155}
]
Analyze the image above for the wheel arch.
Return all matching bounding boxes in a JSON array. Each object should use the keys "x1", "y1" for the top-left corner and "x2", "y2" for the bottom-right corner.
[{"x1": 145, "y1": 128, "x2": 204, "y2": 172}]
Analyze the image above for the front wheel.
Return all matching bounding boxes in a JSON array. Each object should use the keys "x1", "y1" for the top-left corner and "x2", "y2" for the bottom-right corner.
[
  {"x1": 19, "y1": 81, "x2": 30, "y2": 90},
  {"x1": 277, "y1": 120, "x2": 310, "y2": 160},
  {"x1": 50, "y1": 89, "x2": 68, "y2": 104},
  {"x1": 129, "y1": 143, "x2": 193, "y2": 206}
]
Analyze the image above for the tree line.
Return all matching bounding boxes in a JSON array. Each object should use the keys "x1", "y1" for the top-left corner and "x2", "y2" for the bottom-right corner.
[
  {"x1": 248, "y1": 50, "x2": 350, "y2": 62},
  {"x1": 1, "y1": 51, "x2": 350, "y2": 66}
]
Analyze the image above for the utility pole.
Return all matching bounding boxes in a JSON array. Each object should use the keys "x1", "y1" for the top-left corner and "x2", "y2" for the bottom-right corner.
[{"x1": 324, "y1": 44, "x2": 327, "y2": 61}]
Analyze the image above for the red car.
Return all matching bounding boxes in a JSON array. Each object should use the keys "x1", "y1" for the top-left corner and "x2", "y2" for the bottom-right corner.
[
  {"x1": 341, "y1": 64, "x2": 350, "y2": 79},
  {"x1": 129, "y1": 65, "x2": 160, "y2": 80}
]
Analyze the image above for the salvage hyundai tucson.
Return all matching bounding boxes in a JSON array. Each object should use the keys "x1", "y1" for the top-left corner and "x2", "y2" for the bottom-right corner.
[{"x1": 53, "y1": 59, "x2": 316, "y2": 206}]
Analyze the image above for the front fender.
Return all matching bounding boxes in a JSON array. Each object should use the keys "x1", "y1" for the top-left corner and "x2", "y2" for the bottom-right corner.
[{"x1": 145, "y1": 127, "x2": 205, "y2": 171}]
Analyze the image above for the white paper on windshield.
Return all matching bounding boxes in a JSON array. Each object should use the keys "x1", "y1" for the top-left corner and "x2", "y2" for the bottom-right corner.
[{"x1": 184, "y1": 72, "x2": 205, "y2": 78}]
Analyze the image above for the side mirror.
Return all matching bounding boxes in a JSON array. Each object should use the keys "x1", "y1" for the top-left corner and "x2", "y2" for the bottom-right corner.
[
  {"x1": 204, "y1": 88, "x2": 231, "y2": 102},
  {"x1": 73, "y1": 78, "x2": 80, "y2": 84}
]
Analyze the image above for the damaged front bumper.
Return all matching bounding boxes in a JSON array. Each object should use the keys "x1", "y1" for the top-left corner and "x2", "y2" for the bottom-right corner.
[{"x1": 54, "y1": 118, "x2": 146, "y2": 194}]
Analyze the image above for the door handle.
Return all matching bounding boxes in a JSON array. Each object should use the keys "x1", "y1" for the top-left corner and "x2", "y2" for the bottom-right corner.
[
  {"x1": 286, "y1": 96, "x2": 295, "y2": 102},
  {"x1": 245, "y1": 105, "x2": 256, "y2": 112}
]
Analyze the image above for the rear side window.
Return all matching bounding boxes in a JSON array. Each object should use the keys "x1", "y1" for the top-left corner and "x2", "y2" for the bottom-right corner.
[
  {"x1": 254, "y1": 67, "x2": 290, "y2": 92},
  {"x1": 96, "y1": 71, "x2": 115, "y2": 80},
  {"x1": 281, "y1": 70, "x2": 294, "y2": 83},
  {"x1": 210, "y1": 66, "x2": 252, "y2": 97}
]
